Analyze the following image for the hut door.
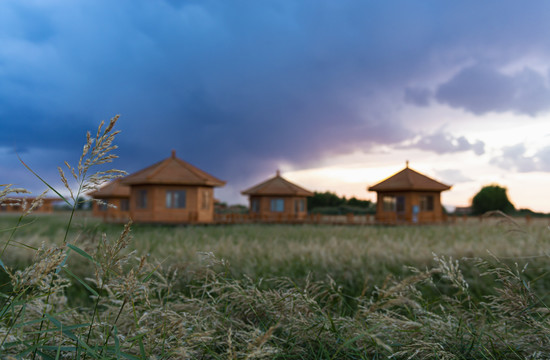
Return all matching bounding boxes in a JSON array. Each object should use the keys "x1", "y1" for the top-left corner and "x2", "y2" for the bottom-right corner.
[{"x1": 396, "y1": 196, "x2": 406, "y2": 221}]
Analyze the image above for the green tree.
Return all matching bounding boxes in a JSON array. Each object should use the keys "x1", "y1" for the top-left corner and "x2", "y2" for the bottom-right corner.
[
  {"x1": 471, "y1": 184, "x2": 515, "y2": 215},
  {"x1": 307, "y1": 191, "x2": 346, "y2": 211},
  {"x1": 347, "y1": 197, "x2": 372, "y2": 208}
]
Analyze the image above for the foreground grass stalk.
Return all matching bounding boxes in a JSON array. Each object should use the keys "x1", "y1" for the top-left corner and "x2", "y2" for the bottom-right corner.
[
  {"x1": 1, "y1": 297, "x2": 25, "y2": 348},
  {"x1": 1, "y1": 215, "x2": 24, "y2": 259},
  {"x1": 85, "y1": 281, "x2": 105, "y2": 349},
  {"x1": 99, "y1": 297, "x2": 127, "y2": 356},
  {"x1": 9, "y1": 116, "x2": 126, "y2": 359}
]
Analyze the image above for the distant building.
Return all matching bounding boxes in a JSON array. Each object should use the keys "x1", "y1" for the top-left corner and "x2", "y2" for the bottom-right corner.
[
  {"x1": 242, "y1": 170, "x2": 313, "y2": 221},
  {"x1": 453, "y1": 206, "x2": 472, "y2": 216},
  {"x1": 119, "y1": 150, "x2": 225, "y2": 224},
  {"x1": 89, "y1": 178, "x2": 131, "y2": 222},
  {"x1": 368, "y1": 163, "x2": 451, "y2": 224},
  {"x1": 0, "y1": 197, "x2": 57, "y2": 214}
]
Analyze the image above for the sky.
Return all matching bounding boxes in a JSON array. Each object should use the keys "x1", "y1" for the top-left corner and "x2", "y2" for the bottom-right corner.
[{"x1": 2, "y1": 1, "x2": 550, "y2": 212}]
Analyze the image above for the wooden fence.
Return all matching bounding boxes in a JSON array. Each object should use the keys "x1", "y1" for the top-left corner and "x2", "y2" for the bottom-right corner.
[
  {"x1": 214, "y1": 213, "x2": 376, "y2": 225},
  {"x1": 214, "y1": 213, "x2": 542, "y2": 226}
]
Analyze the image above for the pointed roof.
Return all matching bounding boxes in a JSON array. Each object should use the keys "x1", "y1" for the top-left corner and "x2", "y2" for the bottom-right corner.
[
  {"x1": 88, "y1": 178, "x2": 130, "y2": 198},
  {"x1": 368, "y1": 164, "x2": 451, "y2": 192},
  {"x1": 242, "y1": 170, "x2": 314, "y2": 197},
  {"x1": 121, "y1": 150, "x2": 225, "y2": 187}
]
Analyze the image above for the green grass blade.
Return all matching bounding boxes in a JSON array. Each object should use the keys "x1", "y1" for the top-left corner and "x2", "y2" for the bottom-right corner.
[
  {"x1": 113, "y1": 325, "x2": 121, "y2": 359},
  {"x1": 138, "y1": 335, "x2": 146, "y2": 359},
  {"x1": 67, "y1": 243, "x2": 98, "y2": 264},
  {"x1": 55, "y1": 251, "x2": 70, "y2": 275},
  {"x1": 46, "y1": 314, "x2": 99, "y2": 357},
  {"x1": 61, "y1": 267, "x2": 99, "y2": 297},
  {"x1": 16, "y1": 153, "x2": 72, "y2": 207}
]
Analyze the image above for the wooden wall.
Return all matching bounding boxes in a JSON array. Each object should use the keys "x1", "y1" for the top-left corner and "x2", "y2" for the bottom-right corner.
[
  {"x1": 374, "y1": 191, "x2": 444, "y2": 224},
  {"x1": 248, "y1": 195, "x2": 309, "y2": 221},
  {"x1": 91, "y1": 197, "x2": 130, "y2": 223},
  {"x1": 0, "y1": 198, "x2": 55, "y2": 213},
  {"x1": 129, "y1": 185, "x2": 215, "y2": 223}
]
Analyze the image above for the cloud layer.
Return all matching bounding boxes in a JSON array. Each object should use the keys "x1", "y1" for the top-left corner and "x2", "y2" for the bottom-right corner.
[
  {"x1": 405, "y1": 131, "x2": 485, "y2": 156},
  {"x1": 491, "y1": 144, "x2": 550, "y2": 172},
  {"x1": 436, "y1": 65, "x2": 550, "y2": 116},
  {"x1": 2, "y1": 1, "x2": 550, "y2": 197}
]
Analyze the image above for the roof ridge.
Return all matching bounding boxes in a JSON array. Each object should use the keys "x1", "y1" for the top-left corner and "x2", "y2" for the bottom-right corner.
[
  {"x1": 368, "y1": 166, "x2": 451, "y2": 192},
  {"x1": 174, "y1": 157, "x2": 215, "y2": 182},
  {"x1": 281, "y1": 175, "x2": 313, "y2": 195},
  {"x1": 122, "y1": 158, "x2": 164, "y2": 181},
  {"x1": 121, "y1": 154, "x2": 225, "y2": 186},
  {"x1": 147, "y1": 157, "x2": 171, "y2": 180},
  {"x1": 241, "y1": 174, "x2": 277, "y2": 194},
  {"x1": 242, "y1": 172, "x2": 313, "y2": 196},
  {"x1": 279, "y1": 175, "x2": 299, "y2": 193},
  {"x1": 405, "y1": 167, "x2": 415, "y2": 187}
]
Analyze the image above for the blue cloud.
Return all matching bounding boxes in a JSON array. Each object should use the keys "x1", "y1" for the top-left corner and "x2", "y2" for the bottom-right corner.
[
  {"x1": 3, "y1": 0, "x2": 550, "y2": 197},
  {"x1": 436, "y1": 65, "x2": 550, "y2": 116}
]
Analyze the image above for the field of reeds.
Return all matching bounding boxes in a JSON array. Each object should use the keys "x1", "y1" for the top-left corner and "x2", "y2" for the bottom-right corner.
[
  {"x1": 3, "y1": 213, "x2": 549, "y2": 298},
  {"x1": 1, "y1": 211, "x2": 550, "y2": 359},
  {"x1": 2, "y1": 117, "x2": 550, "y2": 359}
]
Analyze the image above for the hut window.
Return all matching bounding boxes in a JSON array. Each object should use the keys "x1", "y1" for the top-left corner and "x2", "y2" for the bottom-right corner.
[
  {"x1": 137, "y1": 190, "x2": 148, "y2": 209},
  {"x1": 166, "y1": 190, "x2": 186, "y2": 208},
  {"x1": 270, "y1": 198, "x2": 284, "y2": 212},
  {"x1": 98, "y1": 202, "x2": 109, "y2": 212},
  {"x1": 382, "y1": 196, "x2": 396, "y2": 211},
  {"x1": 201, "y1": 189, "x2": 210, "y2": 210},
  {"x1": 295, "y1": 199, "x2": 305, "y2": 213},
  {"x1": 251, "y1": 199, "x2": 260, "y2": 213},
  {"x1": 420, "y1": 195, "x2": 434, "y2": 211},
  {"x1": 396, "y1": 196, "x2": 405, "y2": 212},
  {"x1": 120, "y1": 199, "x2": 130, "y2": 211}
]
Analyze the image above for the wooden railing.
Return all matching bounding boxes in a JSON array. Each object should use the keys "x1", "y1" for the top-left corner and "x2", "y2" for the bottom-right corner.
[{"x1": 214, "y1": 213, "x2": 377, "y2": 225}]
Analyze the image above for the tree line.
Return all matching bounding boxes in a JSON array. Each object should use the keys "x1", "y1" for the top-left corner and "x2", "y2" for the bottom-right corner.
[
  {"x1": 306, "y1": 185, "x2": 548, "y2": 217},
  {"x1": 307, "y1": 191, "x2": 376, "y2": 215},
  {"x1": 471, "y1": 184, "x2": 549, "y2": 217}
]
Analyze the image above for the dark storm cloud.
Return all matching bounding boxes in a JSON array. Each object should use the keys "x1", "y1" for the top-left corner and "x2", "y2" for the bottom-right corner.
[
  {"x1": 406, "y1": 131, "x2": 485, "y2": 155},
  {"x1": 3, "y1": 1, "x2": 550, "y2": 197},
  {"x1": 404, "y1": 87, "x2": 432, "y2": 107},
  {"x1": 435, "y1": 65, "x2": 550, "y2": 116},
  {"x1": 491, "y1": 144, "x2": 550, "y2": 172}
]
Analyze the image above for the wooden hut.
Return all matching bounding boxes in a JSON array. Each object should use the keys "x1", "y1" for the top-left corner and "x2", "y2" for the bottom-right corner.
[
  {"x1": 368, "y1": 163, "x2": 451, "y2": 224},
  {"x1": 120, "y1": 150, "x2": 225, "y2": 224},
  {"x1": 89, "y1": 178, "x2": 131, "y2": 222},
  {"x1": 0, "y1": 197, "x2": 56, "y2": 214},
  {"x1": 241, "y1": 170, "x2": 313, "y2": 221}
]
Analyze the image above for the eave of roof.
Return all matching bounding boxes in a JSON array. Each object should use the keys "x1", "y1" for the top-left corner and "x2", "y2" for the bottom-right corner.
[
  {"x1": 88, "y1": 178, "x2": 130, "y2": 198},
  {"x1": 242, "y1": 171, "x2": 313, "y2": 197},
  {"x1": 368, "y1": 167, "x2": 451, "y2": 192},
  {"x1": 121, "y1": 151, "x2": 225, "y2": 187}
]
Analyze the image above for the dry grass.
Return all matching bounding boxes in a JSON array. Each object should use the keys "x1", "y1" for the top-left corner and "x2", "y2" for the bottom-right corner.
[
  {"x1": 1, "y1": 215, "x2": 549, "y2": 358},
  {"x1": 1, "y1": 116, "x2": 549, "y2": 358}
]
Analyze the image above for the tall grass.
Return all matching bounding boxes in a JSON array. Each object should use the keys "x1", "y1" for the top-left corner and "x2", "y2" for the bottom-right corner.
[{"x1": 1, "y1": 117, "x2": 550, "y2": 358}]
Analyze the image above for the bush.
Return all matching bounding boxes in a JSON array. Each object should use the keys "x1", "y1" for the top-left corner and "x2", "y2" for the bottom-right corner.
[{"x1": 471, "y1": 184, "x2": 515, "y2": 215}]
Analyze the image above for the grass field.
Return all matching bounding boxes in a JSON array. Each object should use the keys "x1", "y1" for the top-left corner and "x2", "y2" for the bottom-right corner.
[
  {"x1": 1, "y1": 212, "x2": 549, "y2": 358},
  {"x1": 2, "y1": 212, "x2": 548, "y2": 287}
]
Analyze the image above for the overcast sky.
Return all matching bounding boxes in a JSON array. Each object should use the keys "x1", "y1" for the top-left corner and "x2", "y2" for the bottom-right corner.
[{"x1": 2, "y1": 1, "x2": 550, "y2": 211}]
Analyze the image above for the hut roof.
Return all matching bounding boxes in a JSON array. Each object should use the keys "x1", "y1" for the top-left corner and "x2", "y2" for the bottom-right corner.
[
  {"x1": 121, "y1": 150, "x2": 225, "y2": 187},
  {"x1": 368, "y1": 165, "x2": 451, "y2": 192},
  {"x1": 242, "y1": 170, "x2": 313, "y2": 197},
  {"x1": 88, "y1": 178, "x2": 130, "y2": 198}
]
